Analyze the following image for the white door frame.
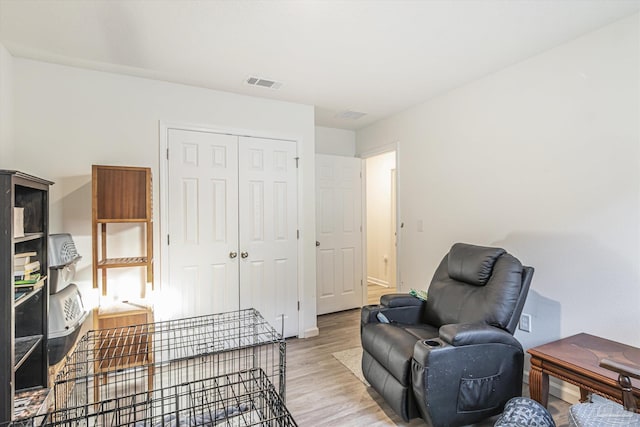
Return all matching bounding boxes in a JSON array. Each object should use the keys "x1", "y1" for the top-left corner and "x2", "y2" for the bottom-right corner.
[
  {"x1": 158, "y1": 121, "x2": 304, "y2": 336},
  {"x1": 360, "y1": 142, "x2": 401, "y2": 304}
]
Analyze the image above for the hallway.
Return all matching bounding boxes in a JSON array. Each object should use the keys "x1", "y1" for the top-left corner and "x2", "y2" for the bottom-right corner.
[{"x1": 367, "y1": 283, "x2": 397, "y2": 305}]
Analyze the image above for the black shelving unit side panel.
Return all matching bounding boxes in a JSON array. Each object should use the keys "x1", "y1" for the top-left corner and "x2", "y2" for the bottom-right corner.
[{"x1": 0, "y1": 174, "x2": 14, "y2": 424}]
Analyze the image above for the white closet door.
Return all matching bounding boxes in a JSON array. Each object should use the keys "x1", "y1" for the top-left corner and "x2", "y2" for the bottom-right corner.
[
  {"x1": 167, "y1": 129, "x2": 240, "y2": 318},
  {"x1": 238, "y1": 136, "x2": 298, "y2": 337},
  {"x1": 315, "y1": 154, "x2": 363, "y2": 315}
]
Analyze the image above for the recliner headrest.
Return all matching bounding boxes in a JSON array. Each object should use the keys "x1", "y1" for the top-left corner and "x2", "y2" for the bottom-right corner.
[{"x1": 448, "y1": 243, "x2": 506, "y2": 286}]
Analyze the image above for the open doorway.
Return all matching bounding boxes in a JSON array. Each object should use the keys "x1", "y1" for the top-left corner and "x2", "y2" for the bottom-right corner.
[{"x1": 364, "y1": 150, "x2": 398, "y2": 305}]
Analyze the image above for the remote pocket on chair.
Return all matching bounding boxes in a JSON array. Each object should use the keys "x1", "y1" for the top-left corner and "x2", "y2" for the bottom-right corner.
[{"x1": 457, "y1": 373, "x2": 502, "y2": 412}]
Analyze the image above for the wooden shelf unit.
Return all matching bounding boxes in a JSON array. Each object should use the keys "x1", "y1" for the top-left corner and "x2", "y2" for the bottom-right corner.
[
  {"x1": 92, "y1": 303, "x2": 154, "y2": 402},
  {"x1": 92, "y1": 165, "x2": 153, "y2": 298},
  {"x1": 0, "y1": 170, "x2": 52, "y2": 424}
]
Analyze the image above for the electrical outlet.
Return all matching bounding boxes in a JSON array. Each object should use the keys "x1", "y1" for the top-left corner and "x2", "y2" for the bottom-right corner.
[{"x1": 519, "y1": 313, "x2": 532, "y2": 333}]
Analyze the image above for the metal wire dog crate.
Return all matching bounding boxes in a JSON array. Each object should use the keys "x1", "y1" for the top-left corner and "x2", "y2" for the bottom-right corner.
[
  {"x1": 15, "y1": 308, "x2": 295, "y2": 426},
  {"x1": 27, "y1": 369, "x2": 295, "y2": 426}
]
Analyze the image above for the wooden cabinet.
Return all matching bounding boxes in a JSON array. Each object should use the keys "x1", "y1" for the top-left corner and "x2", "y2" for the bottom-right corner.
[
  {"x1": 92, "y1": 165, "x2": 153, "y2": 298},
  {"x1": 0, "y1": 170, "x2": 52, "y2": 423}
]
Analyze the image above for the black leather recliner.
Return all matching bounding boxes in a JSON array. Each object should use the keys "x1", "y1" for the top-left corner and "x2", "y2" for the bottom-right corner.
[{"x1": 361, "y1": 243, "x2": 534, "y2": 427}]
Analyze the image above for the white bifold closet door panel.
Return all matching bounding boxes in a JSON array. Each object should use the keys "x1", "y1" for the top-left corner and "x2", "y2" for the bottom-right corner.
[
  {"x1": 238, "y1": 137, "x2": 298, "y2": 337},
  {"x1": 167, "y1": 129, "x2": 298, "y2": 337},
  {"x1": 168, "y1": 130, "x2": 240, "y2": 317}
]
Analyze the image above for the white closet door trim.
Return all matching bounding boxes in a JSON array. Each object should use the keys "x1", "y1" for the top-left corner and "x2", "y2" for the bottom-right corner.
[{"x1": 158, "y1": 121, "x2": 303, "y2": 336}]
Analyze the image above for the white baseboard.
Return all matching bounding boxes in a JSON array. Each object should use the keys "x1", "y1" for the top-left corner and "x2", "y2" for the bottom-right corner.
[
  {"x1": 523, "y1": 368, "x2": 580, "y2": 404},
  {"x1": 367, "y1": 277, "x2": 390, "y2": 287},
  {"x1": 302, "y1": 326, "x2": 319, "y2": 338}
]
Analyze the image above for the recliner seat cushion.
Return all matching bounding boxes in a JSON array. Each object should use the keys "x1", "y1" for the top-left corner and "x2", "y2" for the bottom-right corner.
[
  {"x1": 403, "y1": 324, "x2": 440, "y2": 341},
  {"x1": 361, "y1": 323, "x2": 437, "y2": 385}
]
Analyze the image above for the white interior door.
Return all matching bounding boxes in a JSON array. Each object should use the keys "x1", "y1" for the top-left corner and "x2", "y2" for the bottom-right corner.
[
  {"x1": 167, "y1": 129, "x2": 240, "y2": 318},
  {"x1": 238, "y1": 137, "x2": 298, "y2": 337},
  {"x1": 315, "y1": 154, "x2": 363, "y2": 315}
]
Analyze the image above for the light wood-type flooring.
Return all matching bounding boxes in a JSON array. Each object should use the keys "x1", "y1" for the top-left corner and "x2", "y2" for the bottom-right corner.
[
  {"x1": 286, "y1": 307, "x2": 570, "y2": 426},
  {"x1": 367, "y1": 283, "x2": 397, "y2": 305}
]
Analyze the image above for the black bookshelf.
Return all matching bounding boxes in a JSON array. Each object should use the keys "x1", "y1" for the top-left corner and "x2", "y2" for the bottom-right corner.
[{"x1": 0, "y1": 170, "x2": 53, "y2": 423}]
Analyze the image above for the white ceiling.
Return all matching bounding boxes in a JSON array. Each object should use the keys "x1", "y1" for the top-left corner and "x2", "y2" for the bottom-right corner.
[{"x1": 1, "y1": 0, "x2": 639, "y2": 130}]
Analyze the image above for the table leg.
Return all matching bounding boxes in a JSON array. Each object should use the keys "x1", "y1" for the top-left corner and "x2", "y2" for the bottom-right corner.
[
  {"x1": 579, "y1": 388, "x2": 591, "y2": 403},
  {"x1": 529, "y1": 358, "x2": 550, "y2": 407}
]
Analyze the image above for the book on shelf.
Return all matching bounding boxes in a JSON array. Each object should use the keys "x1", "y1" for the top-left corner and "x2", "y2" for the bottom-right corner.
[
  {"x1": 14, "y1": 260, "x2": 40, "y2": 273},
  {"x1": 13, "y1": 273, "x2": 42, "y2": 289},
  {"x1": 14, "y1": 256, "x2": 30, "y2": 267},
  {"x1": 14, "y1": 287, "x2": 32, "y2": 302},
  {"x1": 13, "y1": 207, "x2": 24, "y2": 238},
  {"x1": 13, "y1": 273, "x2": 42, "y2": 286},
  {"x1": 14, "y1": 261, "x2": 40, "y2": 280},
  {"x1": 15, "y1": 252, "x2": 37, "y2": 257},
  {"x1": 14, "y1": 251, "x2": 37, "y2": 266}
]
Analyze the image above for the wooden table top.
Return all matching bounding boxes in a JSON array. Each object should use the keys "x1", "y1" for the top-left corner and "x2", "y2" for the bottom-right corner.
[{"x1": 528, "y1": 333, "x2": 640, "y2": 390}]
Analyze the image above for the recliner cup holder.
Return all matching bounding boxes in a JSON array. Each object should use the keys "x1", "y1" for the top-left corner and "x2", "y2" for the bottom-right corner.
[{"x1": 424, "y1": 340, "x2": 440, "y2": 347}]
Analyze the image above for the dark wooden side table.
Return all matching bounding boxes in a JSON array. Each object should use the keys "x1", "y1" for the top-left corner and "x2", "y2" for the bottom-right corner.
[{"x1": 528, "y1": 333, "x2": 640, "y2": 407}]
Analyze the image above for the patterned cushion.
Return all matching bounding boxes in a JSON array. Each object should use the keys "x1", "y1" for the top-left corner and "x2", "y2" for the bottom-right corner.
[
  {"x1": 494, "y1": 397, "x2": 556, "y2": 427},
  {"x1": 569, "y1": 401, "x2": 640, "y2": 427}
]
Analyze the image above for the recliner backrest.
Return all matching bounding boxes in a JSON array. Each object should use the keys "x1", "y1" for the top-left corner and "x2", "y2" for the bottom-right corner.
[{"x1": 423, "y1": 243, "x2": 525, "y2": 332}]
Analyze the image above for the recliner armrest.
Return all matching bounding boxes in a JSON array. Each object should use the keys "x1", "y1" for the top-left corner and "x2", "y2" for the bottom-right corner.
[
  {"x1": 412, "y1": 323, "x2": 525, "y2": 426},
  {"x1": 361, "y1": 293, "x2": 426, "y2": 327},
  {"x1": 380, "y1": 293, "x2": 424, "y2": 308},
  {"x1": 439, "y1": 322, "x2": 521, "y2": 348},
  {"x1": 361, "y1": 303, "x2": 425, "y2": 328},
  {"x1": 361, "y1": 304, "x2": 383, "y2": 325}
]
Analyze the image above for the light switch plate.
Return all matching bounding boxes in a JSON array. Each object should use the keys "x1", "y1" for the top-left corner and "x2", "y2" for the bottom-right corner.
[{"x1": 519, "y1": 313, "x2": 532, "y2": 333}]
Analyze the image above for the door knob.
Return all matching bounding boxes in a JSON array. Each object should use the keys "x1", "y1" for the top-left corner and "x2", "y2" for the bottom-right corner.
[
  {"x1": 316, "y1": 241, "x2": 320, "y2": 247},
  {"x1": 241, "y1": 251, "x2": 249, "y2": 258},
  {"x1": 229, "y1": 251, "x2": 238, "y2": 259}
]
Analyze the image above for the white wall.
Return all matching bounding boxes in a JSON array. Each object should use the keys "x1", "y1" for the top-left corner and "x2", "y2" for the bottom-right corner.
[
  {"x1": 315, "y1": 126, "x2": 356, "y2": 156},
  {"x1": 366, "y1": 151, "x2": 396, "y2": 286},
  {"x1": 357, "y1": 12, "x2": 639, "y2": 360},
  {"x1": 12, "y1": 58, "x2": 318, "y2": 337},
  {"x1": 0, "y1": 43, "x2": 13, "y2": 167}
]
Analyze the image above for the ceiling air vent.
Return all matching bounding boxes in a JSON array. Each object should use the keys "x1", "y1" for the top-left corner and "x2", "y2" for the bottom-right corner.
[
  {"x1": 245, "y1": 76, "x2": 282, "y2": 90},
  {"x1": 335, "y1": 110, "x2": 367, "y2": 120}
]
